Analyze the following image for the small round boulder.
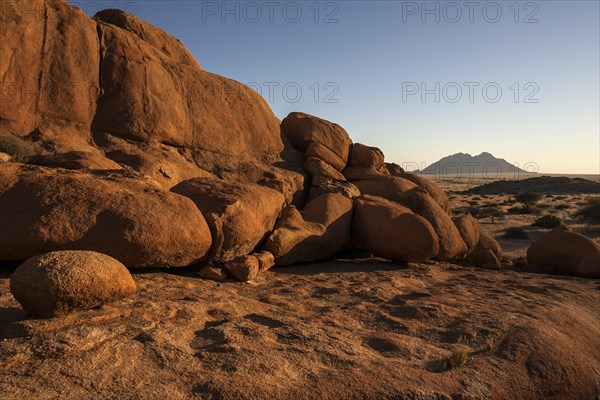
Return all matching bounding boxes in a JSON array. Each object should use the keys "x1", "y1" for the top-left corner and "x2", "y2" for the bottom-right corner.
[{"x1": 10, "y1": 251, "x2": 137, "y2": 318}]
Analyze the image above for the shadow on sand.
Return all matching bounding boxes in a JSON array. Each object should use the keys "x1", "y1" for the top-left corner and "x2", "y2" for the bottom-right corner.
[{"x1": 272, "y1": 258, "x2": 410, "y2": 275}]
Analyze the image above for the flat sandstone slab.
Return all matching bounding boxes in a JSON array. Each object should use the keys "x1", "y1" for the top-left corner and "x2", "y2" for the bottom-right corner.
[{"x1": 1, "y1": 261, "x2": 598, "y2": 399}]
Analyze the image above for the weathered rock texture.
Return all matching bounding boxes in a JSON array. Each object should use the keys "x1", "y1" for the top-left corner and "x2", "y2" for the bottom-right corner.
[
  {"x1": 0, "y1": 164, "x2": 212, "y2": 267},
  {"x1": 352, "y1": 195, "x2": 439, "y2": 263},
  {"x1": 264, "y1": 193, "x2": 353, "y2": 265},
  {"x1": 452, "y1": 213, "x2": 481, "y2": 253},
  {"x1": 171, "y1": 178, "x2": 284, "y2": 262},
  {"x1": 397, "y1": 188, "x2": 468, "y2": 261},
  {"x1": 10, "y1": 251, "x2": 136, "y2": 317}
]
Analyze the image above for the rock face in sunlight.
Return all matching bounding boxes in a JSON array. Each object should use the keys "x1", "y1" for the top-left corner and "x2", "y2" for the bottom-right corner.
[
  {"x1": 0, "y1": 0, "x2": 592, "y2": 283},
  {"x1": 0, "y1": 164, "x2": 212, "y2": 267}
]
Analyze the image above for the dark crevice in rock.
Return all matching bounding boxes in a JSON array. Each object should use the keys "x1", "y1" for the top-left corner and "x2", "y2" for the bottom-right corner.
[
  {"x1": 88, "y1": 22, "x2": 106, "y2": 154},
  {"x1": 35, "y1": 0, "x2": 48, "y2": 114},
  {"x1": 96, "y1": 24, "x2": 104, "y2": 100}
]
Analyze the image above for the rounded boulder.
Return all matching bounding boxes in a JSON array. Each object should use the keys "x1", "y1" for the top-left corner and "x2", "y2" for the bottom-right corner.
[
  {"x1": 10, "y1": 251, "x2": 137, "y2": 318},
  {"x1": 528, "y1": 228, "x2": 600, "y2": 276},
  {"x1": 352, "y1": 195, "x2": 439, "y2": 263}
]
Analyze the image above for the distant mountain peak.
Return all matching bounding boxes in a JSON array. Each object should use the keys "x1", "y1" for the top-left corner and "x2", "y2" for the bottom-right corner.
[{"x1": 417, "y1": 152, "x2": 526, "y2": 175}]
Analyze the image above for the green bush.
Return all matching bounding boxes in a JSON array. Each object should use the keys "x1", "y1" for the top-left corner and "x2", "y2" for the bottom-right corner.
[
  {"x1": 0, "y1": 134, "x2": 35, "y2": 163},
  {"x1": 514, "y1": 192, "x2": 542, "y2": 212},
  {"x1": 534, "y1": 214, "x2": 563, "y2": 229},
  {"x1": 575, "y1": 198, "x2": 600, "y2": 225},
  {"x1": 504, "y1": 227, "x2": 529, "y2": 239}
]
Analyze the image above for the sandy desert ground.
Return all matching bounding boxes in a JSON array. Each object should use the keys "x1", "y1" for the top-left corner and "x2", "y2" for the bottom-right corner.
[{"x1": 1, "y1": 176, "x2": 599, "y2": 400}]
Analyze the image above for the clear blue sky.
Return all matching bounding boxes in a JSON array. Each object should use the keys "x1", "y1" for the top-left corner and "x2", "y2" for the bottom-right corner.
[{"x1": 74, "y1": 1, "x2": 599, "y2": 174}]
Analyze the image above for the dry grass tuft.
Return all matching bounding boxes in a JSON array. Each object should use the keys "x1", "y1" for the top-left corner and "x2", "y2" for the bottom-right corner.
[
  {"x1": 0, "y1": 134, "x2": 35, "y2": 163},
  {"x1": 446, "y1": 345, "x2": 470, "y2": 369},
  {"x1": 426, "y1": 345, "x2": 471, "y2": 373}
]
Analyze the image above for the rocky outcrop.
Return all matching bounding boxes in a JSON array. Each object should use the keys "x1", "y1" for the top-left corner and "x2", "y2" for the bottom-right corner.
[
  {"x1": 352, "y1": 195, "x2": 439, "y2": 263},
  {"x1": 264, "y1": 193, "x2": 353, "y2": 265},
  {"x1": 10, "y1": 251, "x2": 136, "y2": 318},
  {"x1": 348, "y1": 143, "x2": 385, "y2": 169},
  {"x1": 527, "y1": 227, "x2": 600, "y2": 277},
  {"x1": 452, "y1": 213, "x2": 481, "y2": 253},
  {"x1": 391, "y1": 171, "x2": 451, "y2": 214},
  {"x1": 351, "y1": 175, "x2": 418, "y2": 202},
  {"x1": 0, "y1": 0, "x2": 300, "y2": 189},
  {"x1": 171, "y1": 178, "x2": 284, "y2": 262},
  {"x1": 0, "y1": 0, "x2": 509, "y2": 281},
  {"x1": 282, "y1": 113, "x2": 352, "y2": 171},
  {"x1": 466, "y1": 233, "x2": 503, "y2": 269},
  {"x1": 397, "y1": 188, "x2": 468, "y2": 261},
  {"x1": 0, "y1": 164, "x2": 212, "y2": 267}
]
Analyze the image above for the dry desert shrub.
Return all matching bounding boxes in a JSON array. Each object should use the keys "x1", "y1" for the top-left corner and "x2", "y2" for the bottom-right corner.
[
  {"x1": 427, "y1": 345, "x2": 471, "y2": 372},
  {"x1": 447, "y1": 345, "x2": 470, "y2": 369},
  {"x1": 575, "y1": 198, "x2": 600, "y2": 225},
  {"x1": 0, "y1": 134, "x2": 35, "y2": 163}
]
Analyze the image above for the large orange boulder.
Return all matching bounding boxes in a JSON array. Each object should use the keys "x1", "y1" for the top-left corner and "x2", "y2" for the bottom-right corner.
[
  {"x1": 0, "y1": 1, "x2": 298, "y2": 191},
  {"x1": 171, "y1": 178, "x2": 285, "y2": 262},
  {"x1": 527, "y1": 227, "x2": 600, "y2": 276},
  {"x1": 453, "y1": 213, "x2": 481, "y2": 253},
  {"x1": 94, "y1": 9, "x2": 202, "y2": 69},
  {"x1": 94, "y1": 18, "x2": 282, "y2": 159},
  {"x1": 348, "y1": 143, "x2": 385, "y2": 169},
  {"x1": 0, "y1": 164, "x2": 212, "y2": 267},
  {"x1": 352, "y1": 195, "x2": 439, "y2": 263},
  {"x1": 391, "y1": 172, "x2": 451, "y2": 214},
  {"x1": 264, "y1": 193, "x2": 353, "y2": 265},
  {"x1": 282, "y1": 113, "x2": 353, "y2": 170},
  {"x1": 466, "y1": 233, "x2": 504, "y2": 269},
  {"x1": 0, "y1": 0, "x2": 100, "y2": 137},
  {"x1": 10, "y1": 251, "x2": 137, "y2": 318},
  {"x1": 397, "y1": 188, "x2": 468, "y2": 261},
  {"x1": 350, "y1": 175, "x2": 418, "y2": 202}
]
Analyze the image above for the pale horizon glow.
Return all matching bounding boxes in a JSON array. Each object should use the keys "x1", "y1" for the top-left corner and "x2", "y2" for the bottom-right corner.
[{"x1": 69, "y1": 1, "x2": 600, "y2": 174}]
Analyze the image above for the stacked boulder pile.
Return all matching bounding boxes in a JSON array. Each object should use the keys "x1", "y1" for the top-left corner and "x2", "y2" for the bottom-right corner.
[{"x1": 0, "y1": 1, "x2": 503, "y2": 285}]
